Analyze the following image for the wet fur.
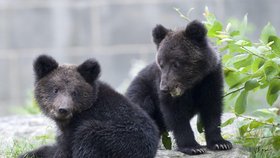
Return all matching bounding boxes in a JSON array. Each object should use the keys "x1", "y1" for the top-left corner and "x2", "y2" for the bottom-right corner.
[
  {"x1": 19, "y1": 55, "x2": 159, "y2": 158},
  {"x1": 126, "y1": 20, "x2": 232, "y2": 155}
]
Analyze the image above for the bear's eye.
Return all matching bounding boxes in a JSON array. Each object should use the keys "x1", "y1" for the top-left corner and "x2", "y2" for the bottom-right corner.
[
  {"x1": 54, "y1": 88, "x2": 59, "y2": 94},
  {"x1": 72, "y1": 91, "x2": 77, "y2": 97},
  {"x1": 173, "y1": 62, "x2": 180, "y2": 69}
]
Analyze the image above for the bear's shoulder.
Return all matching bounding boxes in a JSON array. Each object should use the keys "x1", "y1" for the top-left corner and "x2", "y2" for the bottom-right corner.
[{"x1": 137, "y1": 62, "x2": 160, "y2": 81}]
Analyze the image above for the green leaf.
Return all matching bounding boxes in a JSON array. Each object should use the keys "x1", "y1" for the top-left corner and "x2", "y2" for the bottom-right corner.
[
  {"x1": 161, "y1": 131, "x2": 172, "y2": 150},
  {"x1": 266, "y1": 79, "x2": 280, "y2": 106},
  {"x1": 235, "y1": 90, "x2": 248, "y2": 114},
  {"x1": 258, "y1": 45, "x2": 271, "y2": 53},
  {"x1": 251, "y1": 58, "x2": 265, "y2": 73},
  {"x1": 259, "y1": 78, "x2": 269, "y2": 89},
  {"x1": 224, "y1": 70, "x2": 250, "y2": 89},
  {"x1": 268, "y1": 35, "x2": 280, "y2": 55},
  {"x1": 261, "y1": 23, "x2": 277, "y2": 43},
  {"x1": 266, "y1": 117, "x2": 274, "y2": 123},
  {"x1": 207, "y1": 21, "x2": 223, "y2": 38},
  {"x1": 226, "y1": 54, "x2": 247, "y2": 66},
  {"x1": 221, "y1": 117, "x2": 235, "y2": 127},
  {"x1": 222, "y1": 54, "x2": 234, "y2": 64},
  {"x1": 196, "y1": 116, "x2": 204, "y2": 133},
  {"x1": 239, "y1": 124, "x2": 249, "y2": 136},
  {"x1": 240, "y1": 65, "x2": 251, "y2": 74},
  {"x1": 230, "y1": 30, "x2": 240, "y2": 36},
  {"x1": 233, "y1": 54, "x2": 253, "y2": 69},
  {"x1": 235, "y1": 40, "x2": 250, "y2": 46},
  {"x1": 272, "y1": 136, "x2": 280, "y2": 150},
  {"x1": 244, "y1": 79, "x2": 259, "y2": 91},
  {"x1": 242, "y1": 46, "x2": 262, "y2": 57},
  {"x1": 240, "y1": 137, "x2": 259, "y2": 147},
  {"x1": 263, "y1": 60, "x2": 279, "y2": 81},
  {"x1": 249, "y1": 120, "x2": 264, "y2": 129},
  {"x1": 252, "y1": 108, "x2": 278, "y2": 118},
  {"x1": 225, "y1": 23, "x2": 231, "y2": 32},
  {"x1": 225, "y1": 41, "x2": 247, "y2": 53}
]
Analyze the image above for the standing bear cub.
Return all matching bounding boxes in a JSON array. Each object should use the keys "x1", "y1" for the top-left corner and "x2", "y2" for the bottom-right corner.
[
  {"x1": 126, "y1": 20, "x2": 232, "y2": 155},
  {"x1": 20, "y1": 55, "x2": 159, "y2": 158}
]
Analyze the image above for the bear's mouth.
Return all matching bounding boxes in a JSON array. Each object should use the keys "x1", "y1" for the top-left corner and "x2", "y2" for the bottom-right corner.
[
  {"x1": 170, "y1": 87, "x2": 183, "y2": 97},
  {"x1": 56, "y1": 113, "x2": 72, "y2": 120},
  {"x1": 51, "y1": 110, "x2": 73, "y2": 121}
]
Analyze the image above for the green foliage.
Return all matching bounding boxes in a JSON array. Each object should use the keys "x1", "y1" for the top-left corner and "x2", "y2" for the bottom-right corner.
[
  {"x1": 171, "y1": 7, "x2": 280, "y2": 157},
  {"x1": 203, "y1": 7, "x2": 280, "y2": 157},
  {"x1": 249, "y1": 146, "x2": 280, "y2": 158},
  {"x1": 235, "y1": 90, "x2": 248, "y2": 114},
  {"x1": 267, "y1": 79, "x2": 280, "y2": 105},
  {"x1": 161, "y1": 131, "x2": 172, "y2": 150},
  {"x1": 12, "y1": 92, "x2": 41, "y2": 115},
  {"x1": 1, "y1": 133, "x2": 54, "y2": 158},
  {"x1": 196, "y1": 115, "x2": 204, "y2": 133}
]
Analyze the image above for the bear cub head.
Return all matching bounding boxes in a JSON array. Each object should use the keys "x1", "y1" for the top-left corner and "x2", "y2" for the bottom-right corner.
[
  {"x1": 152, "y1": 20, "x2": 219, "y2": 97},
  {"x1": 33, "y1": 55, "x2": 100, "y2": 123}
]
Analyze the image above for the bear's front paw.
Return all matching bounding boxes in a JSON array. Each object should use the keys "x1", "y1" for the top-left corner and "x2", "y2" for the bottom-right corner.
[
  {"x1": 207, "y1": 139, "x2": 232, "y2": 150},
  {"x1": 178, "y1": 145, "x2": 206, "y2": 155}
]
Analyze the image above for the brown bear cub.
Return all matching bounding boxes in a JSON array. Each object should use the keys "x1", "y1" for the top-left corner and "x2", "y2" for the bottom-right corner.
[
  {"x1": 126, "y1": 20, "x2": 232, "y2": 155},
  {"x1": 19, "y1": 55, "x2": 159, "y2": 158}
]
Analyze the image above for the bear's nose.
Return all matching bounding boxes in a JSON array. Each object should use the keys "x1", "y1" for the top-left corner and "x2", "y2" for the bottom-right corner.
[{"x1": 58, "y1": 108, "x2": 69, "y2": 115}]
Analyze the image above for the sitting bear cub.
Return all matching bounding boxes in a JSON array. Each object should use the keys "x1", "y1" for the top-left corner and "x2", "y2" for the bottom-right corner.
[
  {"x1": 20, "y1": 55, "x2": 159, "y2": 158},
  {"x1": 126, "y1": 20, "x2": 232, "y2": 155}
]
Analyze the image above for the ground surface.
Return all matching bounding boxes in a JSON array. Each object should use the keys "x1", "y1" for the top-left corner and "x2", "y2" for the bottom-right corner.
[{"x1": 0, "y1": 114, "x2": 249, "y2": 158}]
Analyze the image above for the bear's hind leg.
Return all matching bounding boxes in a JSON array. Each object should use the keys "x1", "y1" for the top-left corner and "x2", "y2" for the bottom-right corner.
[{"x1": 18, "y1": 145, "x2": 56, "y2": 158}]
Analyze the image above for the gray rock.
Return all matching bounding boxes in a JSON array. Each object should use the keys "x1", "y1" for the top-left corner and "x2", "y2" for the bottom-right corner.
[
  {"x1": 0, "y1": 115, "x2": 55, "y2": 152},
  {"x1": 156, "y1": 146, "x2": 249, "y2": 158},
  {"x1": 0, "y1": 113, "x2": 250, "y2": 158},
  {"x1": 156, "y1": 113, "x2": 249, "y2": 157}
]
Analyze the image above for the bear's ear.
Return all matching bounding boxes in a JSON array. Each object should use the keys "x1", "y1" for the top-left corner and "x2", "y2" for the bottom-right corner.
[
  {"x1": 77, "y1": 58, "x2": 101, "y2": 84},
  {"x1": 152, "y1": 24, "x2": 169, "y2": 47},
  {"x1": 33, "y1": 55, "x2": 58, "y2": 81},
  {"x1": 185, "y1": 20, "x2": 207, "y2": 43}
]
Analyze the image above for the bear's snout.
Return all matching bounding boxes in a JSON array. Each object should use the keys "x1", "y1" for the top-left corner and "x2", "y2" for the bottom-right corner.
[
  {"x1": 160, "y1": 77, "x2": 185, "y2": 97},
  {"x1": 159, "y1": 81, "x2": 169, "y2": 92},
  {"x1": 53, "y1": 94, "x2": 74, "y2": 120}
]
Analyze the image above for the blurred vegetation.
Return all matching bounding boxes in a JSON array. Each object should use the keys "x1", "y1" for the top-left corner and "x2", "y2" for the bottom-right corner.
[
  {"x1": 203, "y1": 7, "x2": 280, "y2": 157},
  {"x1": 11, "y1": 92, "x2": 41, "y2": 115},
  {"x1": 159, "y1": 7, "x2": 280, "y2": 157},
  {"x1": 1, "y1": 133, "x2": 54, "y2": 158}
]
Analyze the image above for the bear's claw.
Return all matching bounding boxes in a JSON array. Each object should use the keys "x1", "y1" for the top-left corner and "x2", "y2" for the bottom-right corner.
[
  {"x1": 178, "y1": 146, "x2": 206, "y2": 155},
  {"x1": 208, "y1": 140, "x2": 232, "y2": 150}
]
